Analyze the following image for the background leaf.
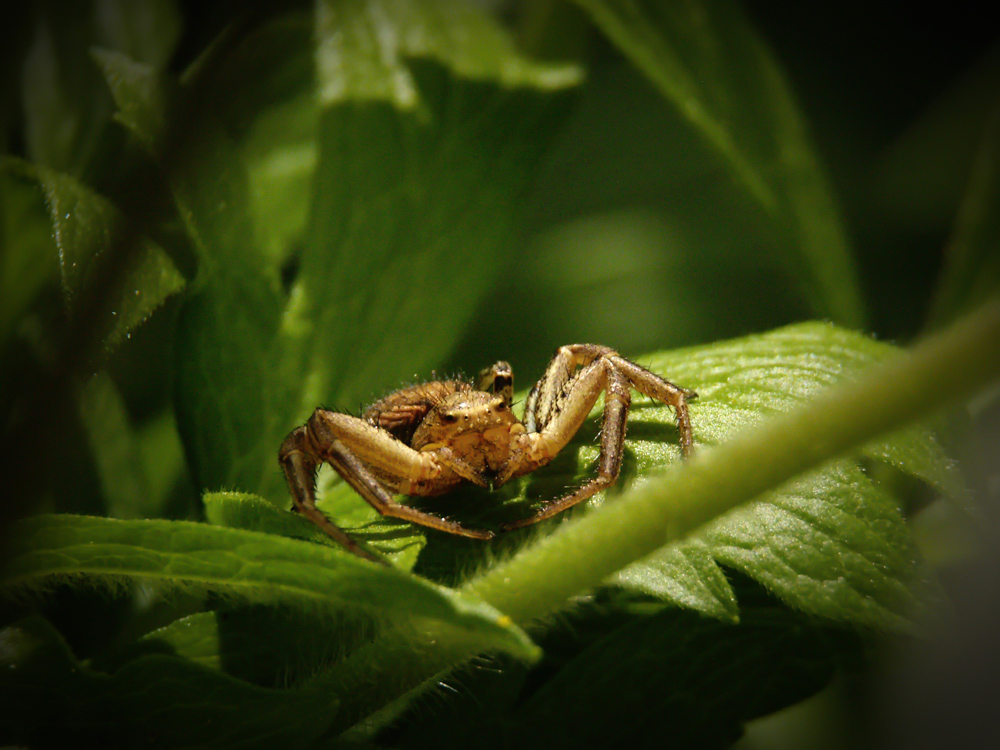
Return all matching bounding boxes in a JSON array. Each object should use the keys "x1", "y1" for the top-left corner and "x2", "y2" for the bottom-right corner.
[
  {"x1": 94, "y1": 48, "x2": 292, "y2": 496},
  {"x1": 40, "y1": 164, "x2": 185, "y2": 349},
  {"x1": 414, "y1": 607, "x2": 850, "y2": 750},
  {"x1": 91, "y1": 5, "x2": 582, "y2": 503},
  {"x1": 295, "y1": 0, "x2": 582, "y2": 415},
  {"x1": 927, "y1": 99, "x2": 1000, "y2": 327},
  {"x1": 315, "y1": 0, "x2": 581, "y2": 107},
  {"x1": 0, "y1": 616, "x2": 335, "y2": 750},
  {"x1": 19, "y1": 1, "x2": 180, "y2": 176},
  {"x1": 0, "y1": 161, "x2": 58, "y2": 343},
  {"x1": 569, "y1": 0, "x2": 865, "y2": 327},
  {"x1": 0, "y1": 158, "x2": 184, "y2": 352}
]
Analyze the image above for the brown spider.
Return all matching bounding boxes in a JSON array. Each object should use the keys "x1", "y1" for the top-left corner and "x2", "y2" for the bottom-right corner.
[{"x1": 279, "y1": 344, "x2": 696, "y2": 563}]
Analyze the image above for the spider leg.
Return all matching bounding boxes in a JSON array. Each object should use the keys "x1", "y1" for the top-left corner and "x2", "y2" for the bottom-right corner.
[
  {"x1": 322, "y1": 439, "x2": 494, "y2": 539},
  {"x1": 279, "y1": 426, "x2": 385, "y2": 564},
  {"x1": 608, "y1": 355, "x2": 696, "y2": 458},
  {"x1": 281, "y1": 410, "x2": 494, "y2": 562},
  {"x1": 502, "y1": 345, "x2": 694, "y2": 531},
  {"x1": 501, "y1": 355, "x2": 629, "y2": 529},
  {"x1": 424, "y1": 444, "x2": 491, "y2": 488},
  {"x1": 527, "y1": 344, "x2": 694, "y2": 455}
]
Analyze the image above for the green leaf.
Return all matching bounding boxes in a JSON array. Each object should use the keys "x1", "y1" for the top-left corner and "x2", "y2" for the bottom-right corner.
[
  {"x1": 1, "y1": 158, "x2": 185, "y2": 351},
  {"x1": 251, "y1": 322, "x2": 959, "y2": 628},
  {"x1": 486, "y1": 608, "x2": 846, "y2": 750},
  {"x1": 465, "y1": 314, "x2": 996, "y2": 631},
  {"x1": 610, "y1": 323, "x2": 952, "y2": 626},
  {"x1": 76, "y1": 373, "x2": 188, "y2": 521},
  {"x1": 137, "y1": 611, "x2": 224, "y2": 668},
  {"x1": 0, "y1": 616, "x2": 334, "y2": 749},
  {"x1": 0, "y1": 160, "x2": 58, "y2": 343},
  {"x1": 21, "y1": 9, "x2": 111, "y2": 174},
  {"x1": 612, "y1": 539, "x2": 739, "y2": 621},
  {"x1": 19, "y1": 1, "x2": 181, "y2": 176},
  {"x1": 172, "y1": 288, "x2": 292, "y2": 496},
  {"x1": 570, "y1": 0, "x2": 865, "y2": 327},
  {"x1": 92, "y1": 9, "x2": 579, "y2": 503},
  {"x1": 297, "y1": 2, "x2": 581, "y2": 413},
  {"x1": 0, "y1": 513, "x2": 537, "y2": 662},
  {"x1": 130, "y1": 606, "x2": 378, "y2": 689},
  {"x1": 466, "y1": 301, "x2": 1000, "y2": 640},
  {"x1": 196, "y1": 12, "x2": 316, "y2": 132},
  {"x1": 204, "y1": 490, "x2": 426, "y2": 571},
  {"x1": 283, "y1": 315, "x2": 991, "y2": 740},
  {"x1": 79, "y1": 372, "x2": 153, "y2": 519},
  {"x1": 700, "y1": 463, "x2": 927, "y2": 629},
  {"x1": 315, "y1": 0, "x2": 581, "y2": 108},
  {"x1": 439, "y1": 323, "x2": 950, "y2": 626},
  {"x1": 45, "y1": 166, "x2": 185, "y2": 347},
  {"x1": 202, "y1": 14, "x2": 318, "y2": 263},
  {"x1": 92, "y1": 48, "x2": 269, "y2": 280},
  {"x1": 870, "y1": 49, "x2": 1000, "y2": 238},
  {"x1": 243, "y1": 91, "x2": 318, "y2": 264},
  {"x1": 93, "y1": 48, "x2": 293, "y2": 496},
  {"x1": 927, "y1": 100, "x2": 1000, "y2": 328},
  {"x1": 92, "y1": 0, "x2": 182, "y2": 70}
]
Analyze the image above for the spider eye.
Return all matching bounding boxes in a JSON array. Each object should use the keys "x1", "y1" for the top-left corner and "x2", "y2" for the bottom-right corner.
[
  {"x1": 494, "y1": 402, "x2": 507, "y2": 412},
  {"x1": 442, "y1": 413, "x2": 459, "y2": 424}
]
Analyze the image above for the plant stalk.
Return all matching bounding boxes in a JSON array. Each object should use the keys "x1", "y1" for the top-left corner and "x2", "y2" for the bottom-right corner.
[{"x1": 464, "y1": 296, "x2": 1000, "y2": 624}]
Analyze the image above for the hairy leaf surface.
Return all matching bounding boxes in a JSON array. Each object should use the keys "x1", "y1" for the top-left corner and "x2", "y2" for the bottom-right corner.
[
  {"x1": 600, "y1": 323, "x2": 952, "y2": 627},
  {"x1": 0, "y1": 513, "x2": 536, "y2": 661}
]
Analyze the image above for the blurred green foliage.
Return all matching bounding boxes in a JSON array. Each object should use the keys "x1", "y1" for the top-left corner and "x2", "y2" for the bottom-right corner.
[{"x1": 1, "y1": 1, "x2": 998, "y2": 748}]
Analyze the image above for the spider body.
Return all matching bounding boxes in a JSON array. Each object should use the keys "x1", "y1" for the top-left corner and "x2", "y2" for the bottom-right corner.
[{"x1": 280, "y1": 345, "x2": 695, "y2": 563}]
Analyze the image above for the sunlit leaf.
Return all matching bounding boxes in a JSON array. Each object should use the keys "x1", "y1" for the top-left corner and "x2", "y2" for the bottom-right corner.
[
  {"x1": 204, "y1": 490, "x2": 426, "y2": 571},
  {"x1": 455, "y1": 323, "x2": 961, "y2": 628},
  {"x1": 1, "y1": 513, "x2": 536, "y2": 661},
  {"x1": 315, "y1": 0, "x2": 581, "y2": 108}
]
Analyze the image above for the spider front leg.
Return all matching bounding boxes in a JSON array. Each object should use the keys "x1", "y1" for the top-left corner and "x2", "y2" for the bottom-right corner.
[
  {"x1": 280, "y1": 409, "x2": 493, "y2": 563},
  {"x1": 502, "y1": 345, "x2": 695, "y2": 531},
  {"x1": 280, "y1": 426, "x2": 384, "y2": 564}
]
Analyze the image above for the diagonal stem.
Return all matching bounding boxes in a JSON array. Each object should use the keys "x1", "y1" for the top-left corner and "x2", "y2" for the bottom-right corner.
[{"x1": 464, "y1": 296, "x2": 1000, "y2": 624}]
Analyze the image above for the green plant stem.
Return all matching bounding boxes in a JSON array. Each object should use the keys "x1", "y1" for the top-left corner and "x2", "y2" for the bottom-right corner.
[
  {"x1": 334, "y1": 298, "x2": 1000, "y2": 737},
  {"x1": 464, "y1": 296, "x2": 1000, "y2": 624}
]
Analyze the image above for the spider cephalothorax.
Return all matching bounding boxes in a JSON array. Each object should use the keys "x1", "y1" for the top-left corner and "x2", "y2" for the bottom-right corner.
[{"x1": 280, "y1": 344, "x2": 695, "y2": 563}]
